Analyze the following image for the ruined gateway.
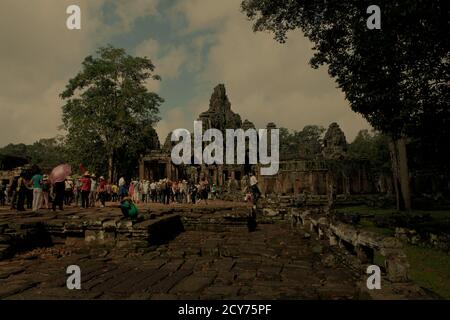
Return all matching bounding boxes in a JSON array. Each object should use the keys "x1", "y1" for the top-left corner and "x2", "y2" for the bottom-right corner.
[{"x1": 139, "y1": 84, "x2": 376, "y2": 198}]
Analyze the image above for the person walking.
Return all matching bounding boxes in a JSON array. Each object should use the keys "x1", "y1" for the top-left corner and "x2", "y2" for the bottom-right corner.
[
  {"x1": 31, "y1": 170, "x2": 43, "y2": 212},
  {"x1": 190, "y1": 181, "x2": 198, "y2": 205},
  {"x1": 0, "y1": 181, "x2": 5, "y2": 207},
  {"x1": 16, "y1": 173, "x2": 27, "y2": 212},
  {"x1": 111, "y1": 183, "x2": 118, "y2": 202},
  {"x1": 52, "y1": 180, "x2": 65, "y2": 212},
  {"x1": 80, "y1": 172, "x2": 91, "y2": 209},
  {"x1": 142, "y1": 180, "x2": 149, "y2": 203},
  {"x1": 250, "y1": 172, "x2": 261, "y2": 206},
  {"x1": 119, "y1": 178, "x2": 128, "y2": 201},
  {"x1": 90, "y1": 174, "x2": 97, "y2": 207},
  {"x1": 25, "y1": 175, "x2": 33, "y2": 210},
  {"x1": 198, "y1": 178, "x2": 209, "y2": 205},
  {"x1": 64, "y1": 178, "x2": 74, "y2": 206},
  {"x1": 41, "y1": 175, "x2": 50, "y2": 209},
  {"x1": 150, "y1": 180, "x2": 157, "y2": 203},
  {"x1": 129, "y1": 180, "x2": 135, "y2": 203},
  {"x1": 98, "y1": 176, "x2": 107, "y2": 208},
  {"x1": 9, "y1": 176, "x2": 19, "y2": 210}
]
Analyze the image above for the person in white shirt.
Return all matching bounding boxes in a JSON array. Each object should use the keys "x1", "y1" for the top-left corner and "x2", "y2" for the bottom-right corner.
[
  {"x1": 142, "y1": 180, "x2": 149, "y2": 203},
  {"x1": 150, "y1": 181, "x2": 157, "y2": 202},
  {"x1": 90, "y1": 175, "x2": 97, "y2": 207},
  {"x1": 249, "y1": 173, "x2": 261, "y2": 205}
]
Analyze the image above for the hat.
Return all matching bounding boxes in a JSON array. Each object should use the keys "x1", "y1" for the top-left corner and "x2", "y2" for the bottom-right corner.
[
  {"x1": 83, "y1": 171, "x2": 90, "y2": 177},
  {"x1": 91, "y1": 174, "x2": 96, "y2": 178},
  {"x1": 100, "y1": 176, "x2": 105, "y2": 180}
]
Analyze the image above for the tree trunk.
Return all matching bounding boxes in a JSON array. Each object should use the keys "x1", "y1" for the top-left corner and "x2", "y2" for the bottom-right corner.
[
  {"x1": 389, "y1": 140, "x2": 401, "y2": 210},
  {"x1": 108, "y1": 151, "x2": 114, "y2": 183},
  {"x1": 397, "y1": 137, "x2": 412, "y2": 211},
  {"x1": 389, "y1": 137, "x2": 412, "y2": 211}
]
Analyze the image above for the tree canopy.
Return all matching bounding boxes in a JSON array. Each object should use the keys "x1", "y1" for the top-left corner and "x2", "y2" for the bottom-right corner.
[
  {"x1": 241, "y1": 0, "x2": 449, "y2": 140},
  {"x1": 60, "y1": 45, "x2": 163, "y2": 180},
  {"x1": 280, "y1": 125, "x2": 325, "y2": 160}
]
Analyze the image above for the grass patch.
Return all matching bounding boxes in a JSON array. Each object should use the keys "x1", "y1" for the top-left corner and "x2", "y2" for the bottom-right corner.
[
  {"x1": 358, "y1": 218, "x2": 394, "y2": 236},
  {"x1": 404, "y1": 245, "x2": 450, "y2": 299},
  {"x1": 335, "y1": 205, "x2": 395, "y2": 217},
  {"x1": 337, "y1": 205, "x2": 450, "y2": 298},
  {"x1": 336, "y1": 205, "x2": 450, "y2": 220}
]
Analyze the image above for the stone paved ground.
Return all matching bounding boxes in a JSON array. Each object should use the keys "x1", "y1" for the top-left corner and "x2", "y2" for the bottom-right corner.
[{"x1": 0, "y1": 221, "x2": 365, "y2": 300}]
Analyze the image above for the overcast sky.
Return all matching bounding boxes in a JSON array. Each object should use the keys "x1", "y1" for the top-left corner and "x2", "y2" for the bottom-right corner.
[{"x1": 0, "y1": 0, "x2": 370, "y2": 148}]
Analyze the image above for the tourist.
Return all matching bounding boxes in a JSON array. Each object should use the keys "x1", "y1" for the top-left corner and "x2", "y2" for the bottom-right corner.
[
  {"x1": 52, "y1": 179, "x2": 65, "y2": 212},
  {"x1": 134, "y1": 180, "x2": 141, "y2": 204},
  {"x1": 73, "y1": 177, "x2": 82, "y2": 207},
  {"x1": 142, "y1": 180, "x2": 149, "y2": 203},
  {"x1": 186, "y1": 181, "x2": 192, "y2": 204},
  {"x1": 129, "y1": 180, "x2": 135, "y2": 203},
  {"x1": 16, "y1": 172, "x2": 27, "y2": 211},
  {"x1": 80, "y1": 172, "x2": 91, "y2": 209},
  {"x1": 119, "y1": 176, "x2": 125, "y2": 187},
  {"x1": 90, "y1": 174, "x2": 97, "y2": 207},
  {"x1": 106, "y1": 182, "x2": 112, "y2": 202},
  {"x1": 9, "y1": 176, "x2": 18, "y2": 209},
  {"x1": 64, "y1": 177, "x2": 74, "y2": 206},
  {"x1": 250, "y1": 172, "x2": 261, "y2": 206},
  {"x1": 31, "y1": 170, "x2": 43, "y2": 212},
  {"x1": 172, "y1": 180, "x2": 179, "y2": 203},
  {"x1": 111, "y1": 183, "x2": 118, "y2": 202},
  {"x1": 0, "y1": 181, "x2": 5, "y2": 206},
  {"x1": 211, "y1": 184, "x2": 217, "y2": 200},
  {"x1": 98, "y1": 176, "x2": 107, "y2": 208},
  {"x1": 119, "y1": 196, "x2": 139, "y2": 221},
  {"x1": 166, "y1": 179, "x2": 172, "y2": 204},
  {"x1": 41, "y1": 175, "x2": 50, "y2": 209},
  {"x1": 150, "y1": 180, "x2": 157, "y2": 202},
  {"x1": 119, "y1": 178, "x2": 128, "y2": 201},
  {"x1": 25, "y1": 175, "x2": 33, "y2": 210},
  {"x1": 190, "y1": 181, "x2": 198, "y2": 204},
  {"x1": 157, "y1": 180, "x2": 163, "y2": 203},
  {"x1": 198, "y1": 177, "x2": 209, "y2": 205}
]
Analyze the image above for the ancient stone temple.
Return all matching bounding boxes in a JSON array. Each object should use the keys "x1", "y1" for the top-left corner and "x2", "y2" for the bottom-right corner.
[
  {"x1": 257, "y1": 122, "x2": 373, "y2": 196},
  {"x1": 198, "y1": 84, "x2": 242, "y2": 132},
  {"x1": 139, "y1": 84, "x2": 376, "y2": 197}
]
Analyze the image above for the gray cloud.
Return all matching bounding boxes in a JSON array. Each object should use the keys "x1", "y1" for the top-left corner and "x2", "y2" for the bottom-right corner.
[
  {"x1": 0, "y1": 0, "x2": 370, "y2": 149},
  {"x1": 0, "y1": 0, "x2": 159, "y2": 146},
  {"x1": 165, "y1": 0, "x2": 371, "y2": 141}
]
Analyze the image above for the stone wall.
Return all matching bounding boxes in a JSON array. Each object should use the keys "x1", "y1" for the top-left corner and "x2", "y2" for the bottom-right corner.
[{"x1": 290, "y1": 207, "x2": 410, "y2": 283}]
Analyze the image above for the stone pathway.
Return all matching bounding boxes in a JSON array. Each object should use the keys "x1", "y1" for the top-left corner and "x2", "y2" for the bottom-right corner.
[{"x1": 0, "y1": 223, "x2": 364, "y2": 300}]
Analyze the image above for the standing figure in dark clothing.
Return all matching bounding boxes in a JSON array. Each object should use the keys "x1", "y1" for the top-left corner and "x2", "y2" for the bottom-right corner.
[
  {"x1": 52, "y1": 181, "x2": 65, "y2": 211},
  {"x1": 16, "y1": 173, "x2": 27, "y2": 212},
  {"x1": 26, "y1": 179, "x2": 33, "y2": 210},
  {"x1": 9, "y1": 176, "x2": 19, "y2": 209}
]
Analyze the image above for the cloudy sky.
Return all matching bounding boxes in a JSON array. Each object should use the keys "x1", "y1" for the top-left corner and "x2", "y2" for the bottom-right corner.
[{"x1": 0, "y1": 0, "x2": 370, "y2": 148}]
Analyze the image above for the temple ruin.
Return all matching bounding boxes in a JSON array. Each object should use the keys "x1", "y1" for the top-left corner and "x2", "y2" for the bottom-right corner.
[{"x1": 139, "y1": 84, "x2": 376, "y2": 198}]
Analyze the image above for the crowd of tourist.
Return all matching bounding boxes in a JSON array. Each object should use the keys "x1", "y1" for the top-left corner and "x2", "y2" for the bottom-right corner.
[{"x1": 0, "y1": 170, "x2": 236, "y2": 213}]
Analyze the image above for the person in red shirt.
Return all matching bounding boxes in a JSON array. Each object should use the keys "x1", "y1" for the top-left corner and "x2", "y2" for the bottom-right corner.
[
  {"x1": 98, "y1": 176, "x2": 107, "y2": 208},
  {"x1": 80, "y1": 172, "x2": 91, "y2": 208}
]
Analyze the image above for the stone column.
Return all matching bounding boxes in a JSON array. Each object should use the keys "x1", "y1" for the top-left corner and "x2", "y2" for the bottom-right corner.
[
  {"x1": 138, "y1": 158, "x2": 145, "y2": 180},
  {"x1": 166, "y1": 161, "x2": 172, "y2": 180}
]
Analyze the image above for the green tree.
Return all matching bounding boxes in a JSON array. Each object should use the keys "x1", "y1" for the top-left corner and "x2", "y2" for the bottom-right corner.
[
  {"x1": 297, "y1": 125, "x2": 325, "y2": 159},
  {"x1": 349, "y1": 129, "x2": 391, "y2": 175},
  {"x1": 241, "y1": 0, "x2": 449, "y2": 210},
  {"x1": 61, "y1": 45, "x2": 163, "y2": 181},
  {"x1": 0, "y1": 138, "x2": 67, "y2": 172},
  {"x1": 279, "y1": 125, "x2": 324, "y2": 160}
]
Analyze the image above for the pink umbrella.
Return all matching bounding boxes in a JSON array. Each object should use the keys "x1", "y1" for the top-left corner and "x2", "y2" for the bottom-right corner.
[{"x1": 49, "y1": 164, "x2": 72, "y2": 184}]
